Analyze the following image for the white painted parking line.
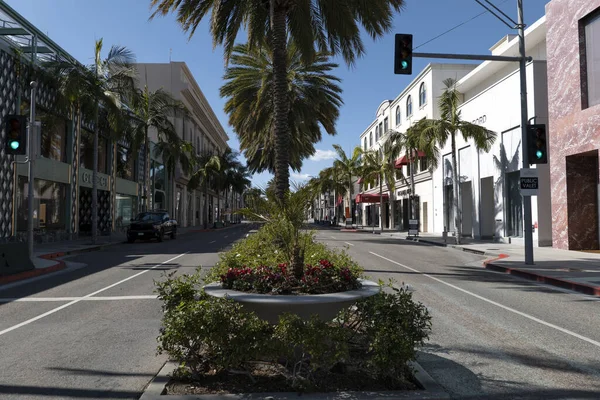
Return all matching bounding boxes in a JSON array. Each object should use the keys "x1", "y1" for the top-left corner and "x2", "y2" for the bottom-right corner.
[
  {"x1": 210, "y1": 240, "x2": 216, "y2": 243},
  {"x1": 0, "y1": 295, "x2": 158, "y2": 302},
  {"x1": 331, "y1": 236, "x2": 337, "y2": 239},
  {"x1": 344, "y1": 242, "x2": 355, "y2": 246},
  {"x1": 0, "y1": 252, "x2": 188, "y2": 337},
  {"x1": 369, "y1": 251, "x2": 600, "y2": 349}
]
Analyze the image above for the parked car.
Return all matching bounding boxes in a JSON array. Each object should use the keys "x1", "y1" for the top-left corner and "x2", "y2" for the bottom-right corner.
[{"x1": 127, "y1": 211, "x2": 177, "y2": 243}]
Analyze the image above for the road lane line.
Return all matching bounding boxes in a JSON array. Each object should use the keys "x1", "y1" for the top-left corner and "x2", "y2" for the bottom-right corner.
[
  {"x1": 369, "y1": 251, "x2": 600, "y2": 349},
  {"x1": 344, "y1": 242, "x2": 355, "y2": 246},
  {"x1": 224, "y1": 235, "x2": 228, "y2": 238},
  {"x1": 331, "y1": 236, "x2": 337, "y2": 239},
  {"x1": 0, "y1": 252, "x2": 188, "y2": 337},
  {"x1": 0, "y1": 295, "x2": 159, "y2": 302},
  {"x1": 210, "y1": 240, "x2": 216, "y2": 243}
]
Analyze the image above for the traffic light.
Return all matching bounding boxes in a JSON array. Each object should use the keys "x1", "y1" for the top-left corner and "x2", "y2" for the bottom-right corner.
[
  {"x1": 527, "y1": 124, "x2": 547, "y2": 164},
  {"x1": 4, "y1": 115, "x2": 27, "y2": 156},
  {"x1": 394, "y1": 34, "x2": 413, "y2": 75}
]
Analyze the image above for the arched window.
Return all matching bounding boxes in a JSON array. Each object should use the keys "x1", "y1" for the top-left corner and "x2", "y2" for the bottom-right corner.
[
  {"x1": 419, "y1": 82, "x2": 427, "y2": 107},
  {"x1": 364, "y1": 137, "x2": 367, "y2": 150},
  {"x1": 375, "y1": 125, "x2": 379, "y2": 141},
  {"x1": 395, "y1": 106, "x2": 401, "y2": 126},
  {"x1": 406, "y1": 95, "x2": 413, "y2": 117},
  {"x1": 369, "y1": 131, "x2": 373, "y2": 147}
]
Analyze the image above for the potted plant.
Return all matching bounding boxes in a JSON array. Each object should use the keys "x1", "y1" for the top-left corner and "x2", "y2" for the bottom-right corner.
[{"x1": 202, "y1": 185, "x2": 380, "y2": 323}]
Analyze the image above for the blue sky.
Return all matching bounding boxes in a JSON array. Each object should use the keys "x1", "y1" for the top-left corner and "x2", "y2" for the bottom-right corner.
[{"x1": 7, "y1": 0, "x2": 548, "y2": 188}]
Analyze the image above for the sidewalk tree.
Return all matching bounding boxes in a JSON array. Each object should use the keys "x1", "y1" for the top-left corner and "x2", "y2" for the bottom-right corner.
[
  {"x1": 187, "y1": 152, "x2": 221, "y2": 229},
  {"x1": 48, "y1": 39, "x2": 137, "y2": 244},
  {"x1": 153, "y1": 137, "x2": 195, "y2": 211},
  {"x1": 332, "y1": 145, "x2": 363, "y2": 226},
  {"x1": 150, "y1": 0, "x2": 405, "y2": 201},
  {"x1": 214, "y1": 149, "x2": 243, "y2": 222},
  {"x1": 129, "y1": 82, "x2": 188, "y2": 211},
  {"x1": 229, "y1": 165, "x2": 252, "y2": 223},
  {"x1": 418, "y1": 78, "x2": 496, "y2": 244},
  {"x1": 219, "y1": 42, "x2": 342, "y2": 175}
]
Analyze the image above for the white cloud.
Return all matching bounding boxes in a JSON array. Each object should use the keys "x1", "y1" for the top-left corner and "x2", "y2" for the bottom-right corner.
[
  {"x1": 309, "y1": 149, "x2": 336, "y2": 161},
  {"x1": 291, "y1": 172, "x2": 311, "y2": 181}
]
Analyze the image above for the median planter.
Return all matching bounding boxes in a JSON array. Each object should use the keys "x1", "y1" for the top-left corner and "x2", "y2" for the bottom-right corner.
[{"x1": 203, "y1": 279, "x2": 380, "y2": 323}]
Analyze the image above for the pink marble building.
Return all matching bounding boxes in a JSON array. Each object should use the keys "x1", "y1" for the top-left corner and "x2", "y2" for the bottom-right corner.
[{"x1": 547, "y1": 0, "x2": 600, "y2": 250}]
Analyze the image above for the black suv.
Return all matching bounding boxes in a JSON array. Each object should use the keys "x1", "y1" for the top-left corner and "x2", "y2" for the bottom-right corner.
[{"x1": 127, "y1": 211, "x2": 177, "y2": 243}]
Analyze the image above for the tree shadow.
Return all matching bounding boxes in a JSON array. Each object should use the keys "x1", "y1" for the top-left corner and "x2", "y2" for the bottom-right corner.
[{"x1": 46, "y1": 366, "x2": 155, "y2": 377}]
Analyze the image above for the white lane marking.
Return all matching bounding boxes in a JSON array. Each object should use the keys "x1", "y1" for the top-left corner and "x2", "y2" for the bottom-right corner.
[
  {"x1": 330, "y1": 236, "x2": 337, "y2": 239},
  {"x1": 224, "y1": 235, "x2": 228, "y2": 238},
  {"x1": 210, "y1": 240, "x2": 216, "y2": 243},
  {"x1": 0, "y1": 295, "x2": 158, "y2": 302},
  {"x1": 0, "y1": 253, "x2": 188, "y2": 337},
  {"x1": 344, "y1": 242, "x2": 355, "y2": 247},
  {"x1": 369, "y1": 251, "x2": 600, "y2": 349}
]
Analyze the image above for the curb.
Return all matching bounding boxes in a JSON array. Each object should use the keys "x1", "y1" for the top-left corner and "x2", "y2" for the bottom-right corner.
[
  {"x1": 404, "y1": 237, "x2": 500, "y2": 256},
  {"x1": 0, "y1": 255, "x2": 67, "y2": 285},
  {"x1": 484, "y1": 258, "x2": 600, "y2": 297},
  {"x1": 139, "y1": 360, "x2": 449, "y2": 400}
]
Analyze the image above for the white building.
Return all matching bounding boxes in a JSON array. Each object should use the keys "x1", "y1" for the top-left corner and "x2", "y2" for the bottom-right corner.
[
  {"x1": 358, "y1": 63, "x2": 478, "y2": 232},
  {"x1": 432, "y1": 16, "x2": 551, "y2": 246},
  {"x1": 135, "y1": 62, "x2": 230, "y2": 228}
]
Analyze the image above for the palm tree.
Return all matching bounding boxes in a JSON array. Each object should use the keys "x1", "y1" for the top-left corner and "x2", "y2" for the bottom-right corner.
[
  {"x1": 332, "y1": 145, "x2": 363, "y2": 226},
  {"x1": 150, "y1": 0, "x2": 405, "y2": 200},
  {"x1": 129, "y1": 84, "x2": 188, "y2": 211},
  {"x1": 419, "y1": 78, "x2": 497, "y2": 243},
  {"x1": 214, "y1": 149, "x2": 242, "y2": 222},
  {"x1": 48, "y1": 39, "x2": 137, "y2": 244},
  {"x1": 187, "y1": 152, "x2": 221, "y2": 229},
  {"x1": 229, "y1": 165, "x2": 252, "y2": 223},
  {"x1": 220, "y1": 42, "x2": 343, "y2": 175}
]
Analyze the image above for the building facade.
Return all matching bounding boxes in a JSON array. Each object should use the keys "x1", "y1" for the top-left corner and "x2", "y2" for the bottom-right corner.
[
  {"x1": 432, "y1": 16, "x2": 552, "y2": 246},
  {"x1": 546, "y1": 0, "x2": 600, "y2": 250},
  {"x1": 0, "y1": 2, "x2": 142, "y2": 243},
  {"x1": 135, "y1": 62, "x2": 230, "y2": 228},
  {"x1": 357, "y1": 64, "x2": 477, "y2": 232}
]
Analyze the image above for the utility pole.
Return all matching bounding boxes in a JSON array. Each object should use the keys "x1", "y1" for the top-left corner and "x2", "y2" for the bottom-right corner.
[
  {"x1": 27, "y1": 81, "x2": 37, "y2": 258},
  {"x1": 516, "y1": 0, "x2": 533, "y2": 265}
]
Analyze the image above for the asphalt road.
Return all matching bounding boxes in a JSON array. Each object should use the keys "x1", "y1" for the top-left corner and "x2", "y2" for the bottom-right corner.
[
  {"x1": 315, "y1": 229, "x2": 600, "y2": 400},
  {"x1": 0, "y1": 224, "x2": 253, "y2": 400}
]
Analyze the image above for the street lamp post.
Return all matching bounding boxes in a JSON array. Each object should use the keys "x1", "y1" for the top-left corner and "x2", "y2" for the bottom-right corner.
[{"x1": 27, "y1": 81, "x2": 37, "y2": 258}]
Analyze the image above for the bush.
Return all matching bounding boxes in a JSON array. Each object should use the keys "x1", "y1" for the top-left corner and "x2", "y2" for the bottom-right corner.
[{"x1": 156, "y1": 273, "x2": 431, "y2": 388}]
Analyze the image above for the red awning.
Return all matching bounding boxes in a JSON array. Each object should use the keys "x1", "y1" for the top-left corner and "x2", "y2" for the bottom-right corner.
[
  {"x1": 355, "y1": 193, "x2": 389, "y2": 204},
  {"x1": 394, "y1": 151, "x2": 427, "y2": 168}
]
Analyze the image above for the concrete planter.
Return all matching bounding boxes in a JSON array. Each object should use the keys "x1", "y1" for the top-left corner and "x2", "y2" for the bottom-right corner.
[{"x1": 203, "y1": 279, "x2": 380, "y2": 324}]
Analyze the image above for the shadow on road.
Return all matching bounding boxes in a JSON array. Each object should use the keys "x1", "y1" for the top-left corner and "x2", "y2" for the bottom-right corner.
[
  {"x1": 0, "y1": 384, "x2": 140, "y2": 399},
  {"x1": 0, "y1": 224, "x2": 253, "y2": 303}
]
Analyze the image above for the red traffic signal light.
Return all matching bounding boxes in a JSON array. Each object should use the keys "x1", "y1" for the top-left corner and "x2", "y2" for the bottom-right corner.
[
  {"x1": 527, "y1": 124, "x2": 547, "y2": 164},
  {"x1": 4, "y1": 115, "x2": 27, "y2": 156},
  {"x1": 394, "y1": 34, "x2": 413, "y2": 75}
]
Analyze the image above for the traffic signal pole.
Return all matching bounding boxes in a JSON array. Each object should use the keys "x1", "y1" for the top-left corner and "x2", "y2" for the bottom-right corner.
[{"x1": 27, "y1": 81, "x2": 37, "y2": 258}]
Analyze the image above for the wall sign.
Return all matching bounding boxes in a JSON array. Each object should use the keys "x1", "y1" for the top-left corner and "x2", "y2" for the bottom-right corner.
[
  {"x1": 471, "y1": 115, "x2": 487, "y2": 125},
  {"x1": 80, "y1": 169, "x2": 110, "y2": 190}
]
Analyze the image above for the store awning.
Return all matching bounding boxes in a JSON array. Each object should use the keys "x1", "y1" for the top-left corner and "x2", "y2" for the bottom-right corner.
[
  {"x1": 355, "y1": 193, "x2": 389, "y2": 204},
  {"x1": 394, "y1": 151, "x2": 427, "y2": 168}
]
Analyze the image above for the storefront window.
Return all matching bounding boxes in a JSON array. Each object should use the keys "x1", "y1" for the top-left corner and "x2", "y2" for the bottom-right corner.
[
  {"x1": 116, "y1": 194, "x2": 136, "y2": 229},
  {"x1": 150, "y1": 161, "x2": 166, "y2": 210},
  {"x1": 116, "y1": 145, "x2": 135, "y2": 180},
  {"x1": 16, "y1": 177, "x2": 67, "y2": 231},
  {"x1": 39, "y1": 112, "x2": 67, "y2": 162},
  {"x1": 80, "y1": 130, "x2": 108, "y2": 173}
]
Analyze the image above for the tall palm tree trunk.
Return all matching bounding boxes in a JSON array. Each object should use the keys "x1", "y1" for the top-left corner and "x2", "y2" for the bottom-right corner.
[
  {"x1": 410, "y1": 154, "x2": 417, "y2": 224},
  {"x1": 231, "y1": 189, "x2": 235, "y2": 223},
  {"x1": 379, "y1": 178, "x2": 384, "y2": 232},
  {"x1": 203, "y1": 183, "x2": 209, "y2": 229},
  {"x1": 389, "y1": 187, "x2": 396, "y2": 231},
  {"x1": 451, "y1": 132, "x2": 461, "y2": 244},
  {"x1": 348, "y1": 176, "x2": 353, "y2": 226},
  {"x1": 92, "y1": 109, "x2": 99, "y2": 244},
  {"x1": 144, "y1": 128, "x2": 150, "y2": 212},
  {"x1": 270, "y1": 1, "x2": 291, "y2": 201}
]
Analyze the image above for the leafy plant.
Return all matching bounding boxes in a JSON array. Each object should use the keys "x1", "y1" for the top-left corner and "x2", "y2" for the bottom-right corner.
[{"x1": 220, "y1": 259, "x2": 361, "y2": 295}]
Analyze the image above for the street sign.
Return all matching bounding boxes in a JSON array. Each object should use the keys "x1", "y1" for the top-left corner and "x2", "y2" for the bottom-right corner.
[
  {"x1": 409, "y1": 219, "x2": 419, "y2": 236},
  {"x1": 520, "y1": 168, "x2": 539, "y2": 196}
]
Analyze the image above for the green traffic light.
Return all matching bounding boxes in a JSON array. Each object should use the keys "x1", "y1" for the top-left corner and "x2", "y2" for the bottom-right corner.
[
  {"x1": 536, "y1": 150, "x2": 543, "y2": 159},
  {"x1": 401, "y1": 61, "x2": 408, "y2": 69},
  {"x1": 9, "y1": 140, "x2": 19, "y2": 150}
]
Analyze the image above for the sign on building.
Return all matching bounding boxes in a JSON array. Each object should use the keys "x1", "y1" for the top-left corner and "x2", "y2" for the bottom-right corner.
[
  {"x1": 520, "y1": 168, "x2": 539, "y2": 196},
  {"x1": 409, "y1": 219, "x2": 419, "y2": 236}
]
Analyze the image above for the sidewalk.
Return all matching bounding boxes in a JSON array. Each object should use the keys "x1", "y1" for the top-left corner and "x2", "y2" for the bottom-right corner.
[
  {"x1": 0, "y1": 223, "x2": 245, "y2": 285},
  {"x1": 400, "y1": 234, "x2": 600, "y2": 297}
]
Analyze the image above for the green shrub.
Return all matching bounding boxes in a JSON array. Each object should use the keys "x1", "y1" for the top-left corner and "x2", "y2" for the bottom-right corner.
[
  {"x1": 156, "y1": 274, "x2": 431, "y2": 388},
  {"x1": 154, "y1": 270, "x2": 201, "y2": 313}
]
